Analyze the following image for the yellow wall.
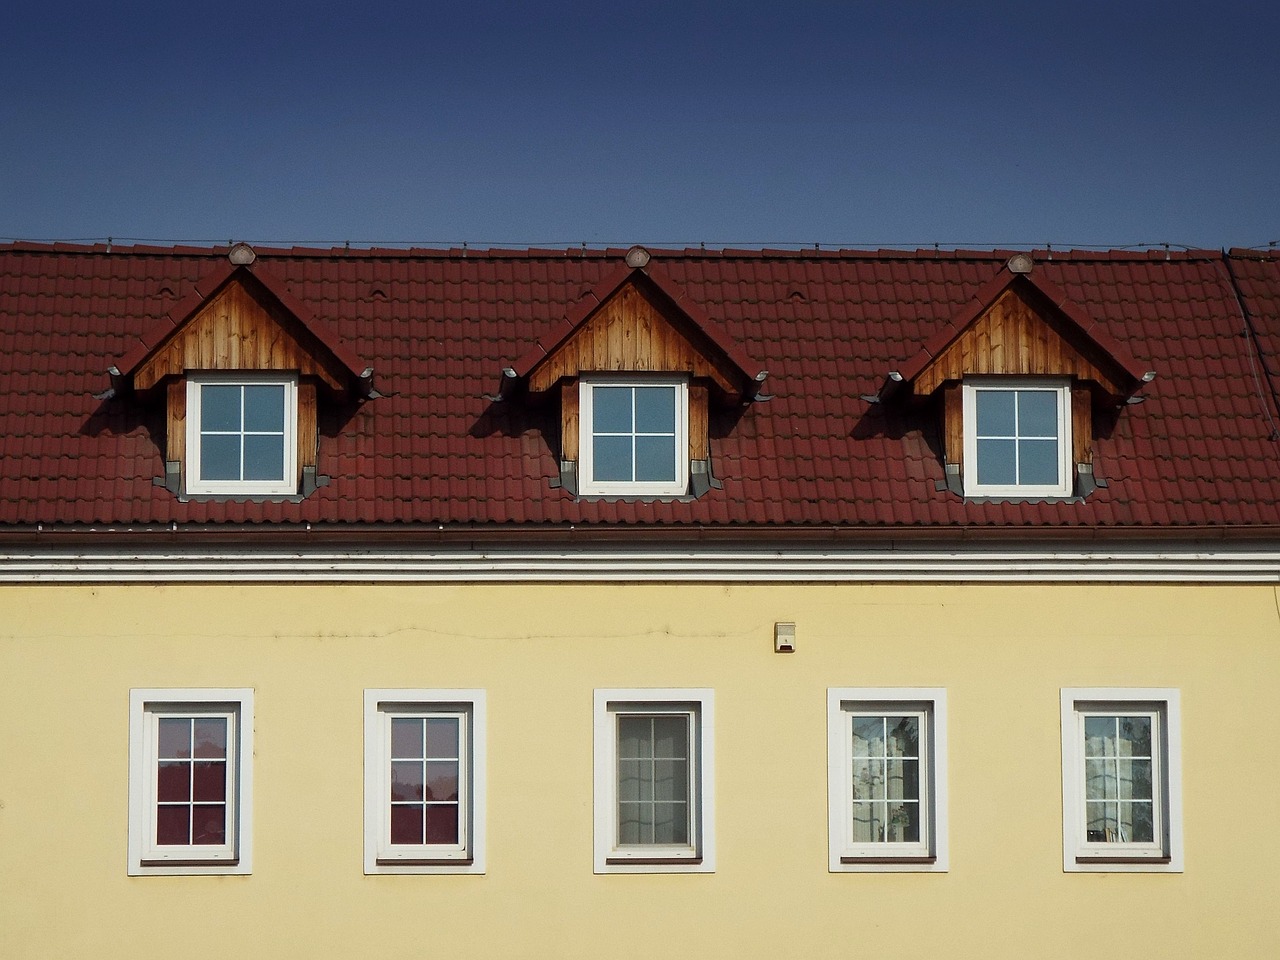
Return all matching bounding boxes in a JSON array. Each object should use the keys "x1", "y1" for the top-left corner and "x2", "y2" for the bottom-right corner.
[{"x1": 1, "y1": 582, "x2": 1277, "y2": 959}]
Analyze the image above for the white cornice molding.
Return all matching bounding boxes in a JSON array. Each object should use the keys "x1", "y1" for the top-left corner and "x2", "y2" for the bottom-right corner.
[{"x1": 3, "y1": 541, "x2": 1280, "y2": 583}]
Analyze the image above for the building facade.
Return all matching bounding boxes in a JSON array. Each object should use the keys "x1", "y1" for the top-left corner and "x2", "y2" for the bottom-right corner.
[{"x1": 2, "y1": 243, "x2": 1279, "y2": 958}]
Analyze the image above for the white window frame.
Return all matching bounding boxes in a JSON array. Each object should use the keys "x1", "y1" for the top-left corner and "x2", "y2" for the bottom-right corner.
[
  {"x1": 962, "y1": 376, "x2": 1072, "y2": 498},
  {"x1": 364, "y1": 689, "x2": 487, "y2": 875},
  {"x1": 186, "y1": 373, "x2": 298, "y2": 496},
  {"x1": 578, "y1": 376, "x2": 689, "y2": 497},
  {"x1": 128, "y1": 688, "x2": 254, "y2": 876},
  {"x1": 827, "y1": 688, "x2": 948, "y2": 872},
  {"x1": 593, "y1": 688, "x2": 714, "y2": 873},
  {"x1": 1060, "y1": 688, "x2": 1183, "y2": 873}
]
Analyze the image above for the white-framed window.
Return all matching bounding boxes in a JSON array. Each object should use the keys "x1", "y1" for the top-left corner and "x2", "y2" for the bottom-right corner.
[
  {"x1": 579, "y1": 377, "x2": 689, "y2": 496},
  {"x1": 128, "y1": 688, "x2": 254, "y2": 876},
  {"x1": 1060, "y1": 688, "x2": 1182, "y2": 872},
  {"x1": 364, "y1": 690, "x2": 487, "y2": 875},
  {"x1": 962, "y1": 377, "x2": 1071, "y2": 497},
  {"x1": 186, "y1": 374, "x2": 298, "y2": 496},
  {"x1": 593, "y1": 688, "x2": 714, "y2": 873},
  {"x1": 827, "y1": 688, "x2": 948, "y2": 872}
]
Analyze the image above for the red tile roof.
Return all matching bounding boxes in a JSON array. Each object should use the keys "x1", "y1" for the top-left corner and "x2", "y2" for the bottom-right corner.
[{"x1": 2, "y1": 242, "x2": 1280, "y2": 538}]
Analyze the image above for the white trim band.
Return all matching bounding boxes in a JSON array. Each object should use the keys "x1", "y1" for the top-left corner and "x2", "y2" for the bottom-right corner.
[{"x1": 5, "y1": 542, "x2": 1280, "y2": 583}]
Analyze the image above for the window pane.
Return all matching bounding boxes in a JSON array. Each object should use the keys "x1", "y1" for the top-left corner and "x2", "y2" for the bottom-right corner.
[
  {"x1": 851, "y1": 801, "x2": 883, "y2": 843},
  {"x1": 158, "y1": 718, "x2": 191, "y2": 759},
  {"x1": 425, "y1": 805, "x2": 459, "y2": 844},
  {"x1": 1119, "y1": 759, "x2": 1153, "y2": 802},
  {"x1": 390, "y1": 804, "x2": 424, "y2": 844},
  {"x1": 887, "y1": 759, "x2": 919, "y2": 802},
  {"x1": 1017, "y1": 390, "x2": 1059, "y2": 437},
  {"x1": 1084, "y1": 717, "x2": 1115, "y2": 756},
  {"x1": 201, "y1": 385, "x2": 241, "y2": 431},
  {"x1": 886, "y1": 717, "x2": 918, "y2": 757},
  {"x1": 654, "y1": 801, "x2": 688, "y2": 844},
  {"x1": 975, "y1": 390, "x2": 1016, "y2": 435},
  {"x1": 886, "y1": 801, "x2": 920, "y2": 842},
  {"x1": 1119, "y1": 716, "x2": 1152, "y2": 756},
  {"x1": 157, "y1": 761, "x2": 190, "y2": 802},
  {"x1": 243, "y1": 384, "x2": 285, "y2": 432},
  {"x1": 192, "y1": 719, "x2": 227, "y2": 759},
  {"x1": 201, "y1": 434, "x2": 241, "y2": 481},
  {"x1": 1128, "y1": 801, "x2": 1155, "y2": 843},
  {"x1": 242, "y1": 435, "x2": 285, "y2": 482},
  {"x1": 651, "y1": 716, "x2": 688, "y2": 759},
  {"x1": 156, "y1": 805, "x2": 190, "y2": 845},
  {"x1": 653, "y1": 760, "x2": 688, "y2": 803},
  {"x1": 634, "y1": 435, "x2": 677, "y2": 483},
  {"x1": 618, "y1": 717, "x2": 648, "y2": 759},
  {"x1": 618, "y1": 759, "x2": 646, "y2": 802},
  {"x1": 1085, "y1": 758, "x2": 1116, "y2": 801},
  {"x1": 633, "y1": 387, "x2": 676, "y2": 433},
  {"x1": 424, "y1": 718, "x2": 460, "y2": 759},
  {"x1": 976, "y1": 438, "x2": 1017, "y2": 486},
  {"x1": 191, "y1": 805, "x2": 226, "y2": 845},
  {"x1": 852, "y1": 757, "x2": 885, "y2": 801},
  {"x1": 391, "y1": 718, "x2": 424, "y2": 759},
  {"x1": 424, "y1": 760, "x2": 459, "y2": 802},
  {"x1": 852, "y1": 716, "x2": 883, "y2": 756},
  {"x1": 593, "y1": 436, "x2": 633, "y2": 482},
  {"x1": 593, "y1": 387, "x2": 633, "y2": 433},
  {"x1": 1018, "y1": 438, "x2": 1060, "y2": 485},
  {"x1": 192, "y1": 761, "x2": 226, "y2": 802},
  {"x1": 618, "y1": 803, "x2": 647, "y2": 844},
  {"x1": 391, "y1": 761, "x2": 424, "y2": 801},
  {"x1": 1086, "y1": 801, "x2": 1119, "y2": 842}
]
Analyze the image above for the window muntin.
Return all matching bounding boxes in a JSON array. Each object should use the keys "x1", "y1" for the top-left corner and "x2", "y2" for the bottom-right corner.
[
  {"x1": 580, "y1": 379, "x2": 688, "y2": 496},
  {"x1": 962, "y1": 378, "x2": 1071, "y2": 497},
  {"x1": 128, "y1": 689, "x2": 253, "y2": 876},
  {"x1": 364, "y1": 690, "x2": 486, "y2": 874},
  {"x1": 594, "y1": 689, "x2": 714, "y2": 873},
  {"x1": 1060, "y1": 689, "x2": 1183, "y2": 872},
  {"x1": 827, "y1": 689, "x2": 948, "y2": 872},
  {"x1": 187, "y1": 375, "x2": 297, "y2": 495}
]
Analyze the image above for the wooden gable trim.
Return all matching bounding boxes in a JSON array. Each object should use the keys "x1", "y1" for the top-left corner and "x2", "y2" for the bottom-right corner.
[
  {"x1": 529, "y1": 276, "x2": 744, "y2": 394},
  {"x1": 133, "y1": 273, "x2": 352, "y2": 391},
  {"x1": 913, "y1": 284, "x2": 1128, "y2": 395}
]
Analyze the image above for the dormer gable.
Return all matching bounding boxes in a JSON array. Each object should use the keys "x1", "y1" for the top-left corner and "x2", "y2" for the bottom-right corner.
[
  {"x1": 886, "y1": 256, "x2": 1155, "y2": 500},
  {"x1": 111, "y1": 246, "x2": 373, "y2": 499},
  {"x1": 507, "y1": 248, "x2": 766, "y2": 498}
]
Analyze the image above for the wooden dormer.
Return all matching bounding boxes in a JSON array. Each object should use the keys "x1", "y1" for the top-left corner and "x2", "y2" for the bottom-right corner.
[
  {"x1": 509, "y1": 248, "x2": 765, "y2": 497},
  {"x1": 113, "y1": 245, "x2": 372, "y2": 498},
  {"x1": 889, "y1": 256, "x2": 1154, "y2": 499}
]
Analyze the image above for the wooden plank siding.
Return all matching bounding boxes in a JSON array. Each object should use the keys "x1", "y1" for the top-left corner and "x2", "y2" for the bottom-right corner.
[
  {"x1": 165, "y1": 378, "x2": 186, "y2": 465},
  {"x1": 913, "y1": 287, "x2": 1125, "y2": 396},
  {"x1": 528, "y1": 280, "x2": 742, "y2": 394},
  {"x1": 134, "y1": 277, "x2": 348, "y2": 391}
]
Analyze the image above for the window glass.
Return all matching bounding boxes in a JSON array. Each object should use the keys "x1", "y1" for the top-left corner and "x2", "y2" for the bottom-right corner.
[
  {"x1": 617, "y1": 714, "x2": 690, "y2": 846},
  {"x1": 967, "y1": 381, "x2": 1068, "y2": 494},
  {"x1": 593, "y1": 387, "x2": 633, "y2": 434},
  {"x1": 581, "y1": 380, "x2": 687, "y2": 495}
]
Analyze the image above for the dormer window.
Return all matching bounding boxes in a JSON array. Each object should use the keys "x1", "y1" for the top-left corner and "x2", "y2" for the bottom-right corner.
[
  {"x1": 579, "y1": 377, "x2": 689, "y2": 496},
  {"x1": 962, "y1": 378, "x2": 1070, "y2": 498},
  {"x1": 186, "y1": 375, "x2": 298, "y2": 496}
]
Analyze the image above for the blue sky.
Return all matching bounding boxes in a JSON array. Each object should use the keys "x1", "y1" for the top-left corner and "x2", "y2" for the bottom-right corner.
[{"x1": 2, "y1": 2, "x2": 1277, "y2": 250}]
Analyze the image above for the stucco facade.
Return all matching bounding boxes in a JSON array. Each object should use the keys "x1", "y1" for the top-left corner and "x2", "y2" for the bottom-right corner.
[{"x1": 3, "y1": 579, "x2": 1275, "y2": 958}]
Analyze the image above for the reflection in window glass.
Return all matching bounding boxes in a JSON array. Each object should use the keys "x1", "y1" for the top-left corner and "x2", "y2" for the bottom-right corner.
[{"x1": 1083, "y1": 714, "x2": 1155, "y2": 844}]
